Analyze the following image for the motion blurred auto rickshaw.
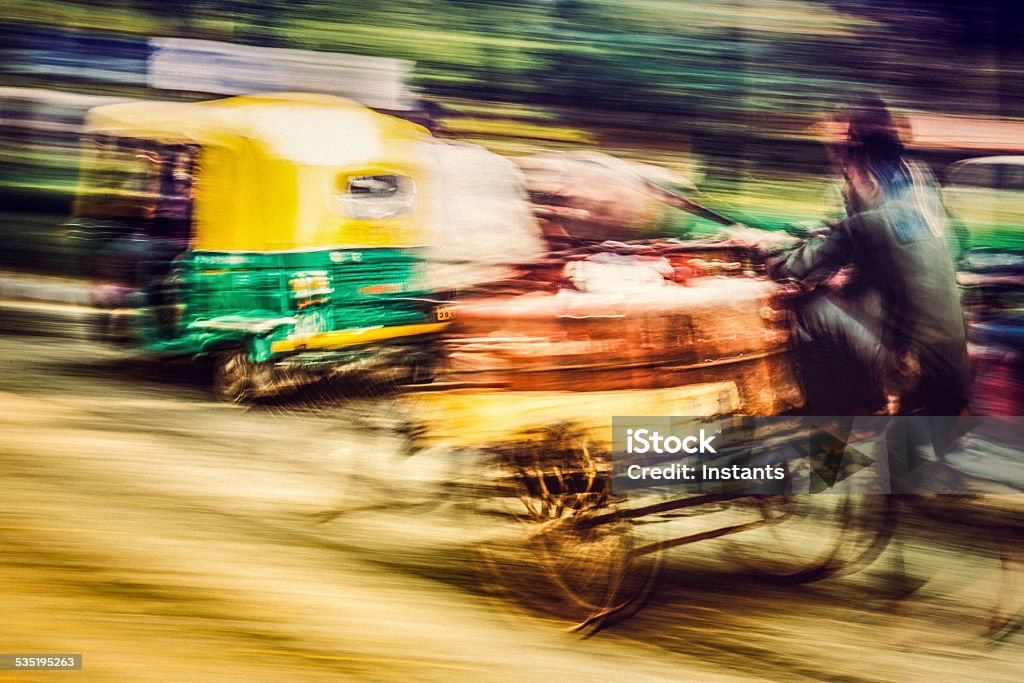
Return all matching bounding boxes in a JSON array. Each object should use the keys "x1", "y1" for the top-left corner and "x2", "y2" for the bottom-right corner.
[{"x1": 69, "y1": 93, "x2": 451, "y2": 400}]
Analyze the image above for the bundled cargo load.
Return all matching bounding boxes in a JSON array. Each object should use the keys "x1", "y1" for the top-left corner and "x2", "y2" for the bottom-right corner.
[
  {"x1": 513, "y1": 151, "x2": 697, "y2": 244},
  {"x1": 406, "y1": 238, "x2": 804, "y2": 450}
]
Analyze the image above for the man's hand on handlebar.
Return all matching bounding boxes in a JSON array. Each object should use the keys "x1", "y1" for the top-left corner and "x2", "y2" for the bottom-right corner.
[{"x1": 723, "y1": 224, "x2": 798, "y2": 255}]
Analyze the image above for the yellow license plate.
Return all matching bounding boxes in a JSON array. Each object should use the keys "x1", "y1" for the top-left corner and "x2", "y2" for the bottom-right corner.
[{"x1": 435, "y1": 305, "x2": 455, "y2": 322}]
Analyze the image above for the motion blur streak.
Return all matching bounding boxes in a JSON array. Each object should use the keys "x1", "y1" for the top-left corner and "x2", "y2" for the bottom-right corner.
[{"x1": 2, "y1": 1, "x2": 1024, "y2": 680}]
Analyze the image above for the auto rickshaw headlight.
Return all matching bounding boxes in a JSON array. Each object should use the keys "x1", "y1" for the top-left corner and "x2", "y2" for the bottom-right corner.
[{"x1": 336, "y1": 174, "x2": 416, "y2": 220}]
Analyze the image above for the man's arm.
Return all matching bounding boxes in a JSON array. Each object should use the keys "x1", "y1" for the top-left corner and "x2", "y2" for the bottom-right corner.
[{"x1": 765, "y1": 219, "x2": 856, "y2": 284}]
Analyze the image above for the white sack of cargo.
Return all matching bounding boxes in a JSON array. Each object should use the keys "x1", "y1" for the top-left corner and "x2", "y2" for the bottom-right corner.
[{"x1": 421, "y1": 139, "x2": 546, "y2": 290}]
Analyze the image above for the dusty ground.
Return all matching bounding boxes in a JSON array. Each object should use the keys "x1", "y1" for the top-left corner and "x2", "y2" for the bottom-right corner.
[{"x1": 0, "y1": 334, "x2": 1020, "y2": 681}]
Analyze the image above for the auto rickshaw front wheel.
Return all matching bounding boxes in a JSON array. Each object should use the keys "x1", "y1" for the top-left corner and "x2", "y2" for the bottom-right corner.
[{"x1": 212, "y1": 349, "x2": 274, "y2": 403}]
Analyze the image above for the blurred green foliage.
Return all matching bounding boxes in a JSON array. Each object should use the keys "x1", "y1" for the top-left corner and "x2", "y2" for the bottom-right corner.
[
  {"x1": 2, "y1": 0, "x2": 1023, "y2": 271},
  {"x1": 4, "y1": 0, "x2": 1022, "y2": 123}
]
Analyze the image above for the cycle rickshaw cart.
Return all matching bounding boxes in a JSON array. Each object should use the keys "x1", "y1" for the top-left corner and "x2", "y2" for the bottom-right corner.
[
  {"x1": 400, "y1": 235, "x2": 902, "y2": 633},
  {"x1": 397, "y1": 154, "x2": 1024, "y2": 633}
]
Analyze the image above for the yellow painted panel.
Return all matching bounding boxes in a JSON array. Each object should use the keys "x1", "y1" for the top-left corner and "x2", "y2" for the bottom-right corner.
[
  {"x1": 83, "y1": 93, "x2": 435, "y2": 252},
  {"x1": 399, "y1": 382, "x2": 741, "y2": 449},
  {"x1": 270, "y1": 322, "x2": 448, "y2": 354}
]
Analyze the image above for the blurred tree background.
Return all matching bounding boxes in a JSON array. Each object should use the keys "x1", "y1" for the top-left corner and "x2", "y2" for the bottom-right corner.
[
  {"x1": 2, "y1": 0, "x2": 1023, "y2": 270},
  {"x1": 5, "y1": 0, "x2": 1022, "y2": 175},
  {"x1": 3, "y1": 0, "x2": 1021, "y2": 119}
]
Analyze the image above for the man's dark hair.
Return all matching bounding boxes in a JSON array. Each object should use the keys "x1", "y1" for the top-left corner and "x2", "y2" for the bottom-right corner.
[{"x1": 837, "y1": 95, "x2": 904, "y2": 171}]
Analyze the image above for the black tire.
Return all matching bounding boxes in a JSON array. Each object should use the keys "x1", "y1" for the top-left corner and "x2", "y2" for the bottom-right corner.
[
  {"x1": 728, "y1": 491, "x2": 897, "y2": 584},
  {"x1": 211, "y1": 349, "x2": 272, "y2": 403}
]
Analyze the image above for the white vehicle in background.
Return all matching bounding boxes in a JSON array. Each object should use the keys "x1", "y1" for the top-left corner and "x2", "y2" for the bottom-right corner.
[{"x1": 944, "y1": 155, "x2": 1024, "y2": 253}]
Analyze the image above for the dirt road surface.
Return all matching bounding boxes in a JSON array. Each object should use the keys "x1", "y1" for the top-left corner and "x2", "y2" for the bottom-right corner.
[{"x1": 0, "y1": 334, "x2": 1020, "y2": 681}]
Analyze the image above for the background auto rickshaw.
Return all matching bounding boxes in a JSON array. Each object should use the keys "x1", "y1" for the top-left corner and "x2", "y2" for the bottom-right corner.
[{"x1": 70, "y1": 93, "x2": 450, "y2": 400}]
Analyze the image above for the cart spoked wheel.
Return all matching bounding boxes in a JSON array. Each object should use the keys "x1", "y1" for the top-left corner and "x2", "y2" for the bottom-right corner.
[
  {"x1": 475, "y1": 425, "x2": 661, "y2": 634},
  {"x1": 727, "y1": 485, "x2": 897, "y2": 584},
  {"x1": 212, "y1": 349, "x2": 272, "y2": 403}
]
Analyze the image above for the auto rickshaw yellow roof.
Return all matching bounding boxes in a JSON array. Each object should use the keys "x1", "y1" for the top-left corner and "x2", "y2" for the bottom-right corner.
[{"x1": 84, "y1": 93, "x2": 430, "y2": 166}]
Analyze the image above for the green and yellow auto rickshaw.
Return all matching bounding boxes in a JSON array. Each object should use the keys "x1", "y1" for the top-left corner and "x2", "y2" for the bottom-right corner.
[{"x1": 70, "y1": 93, "x2": 451, "y2": 400}]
